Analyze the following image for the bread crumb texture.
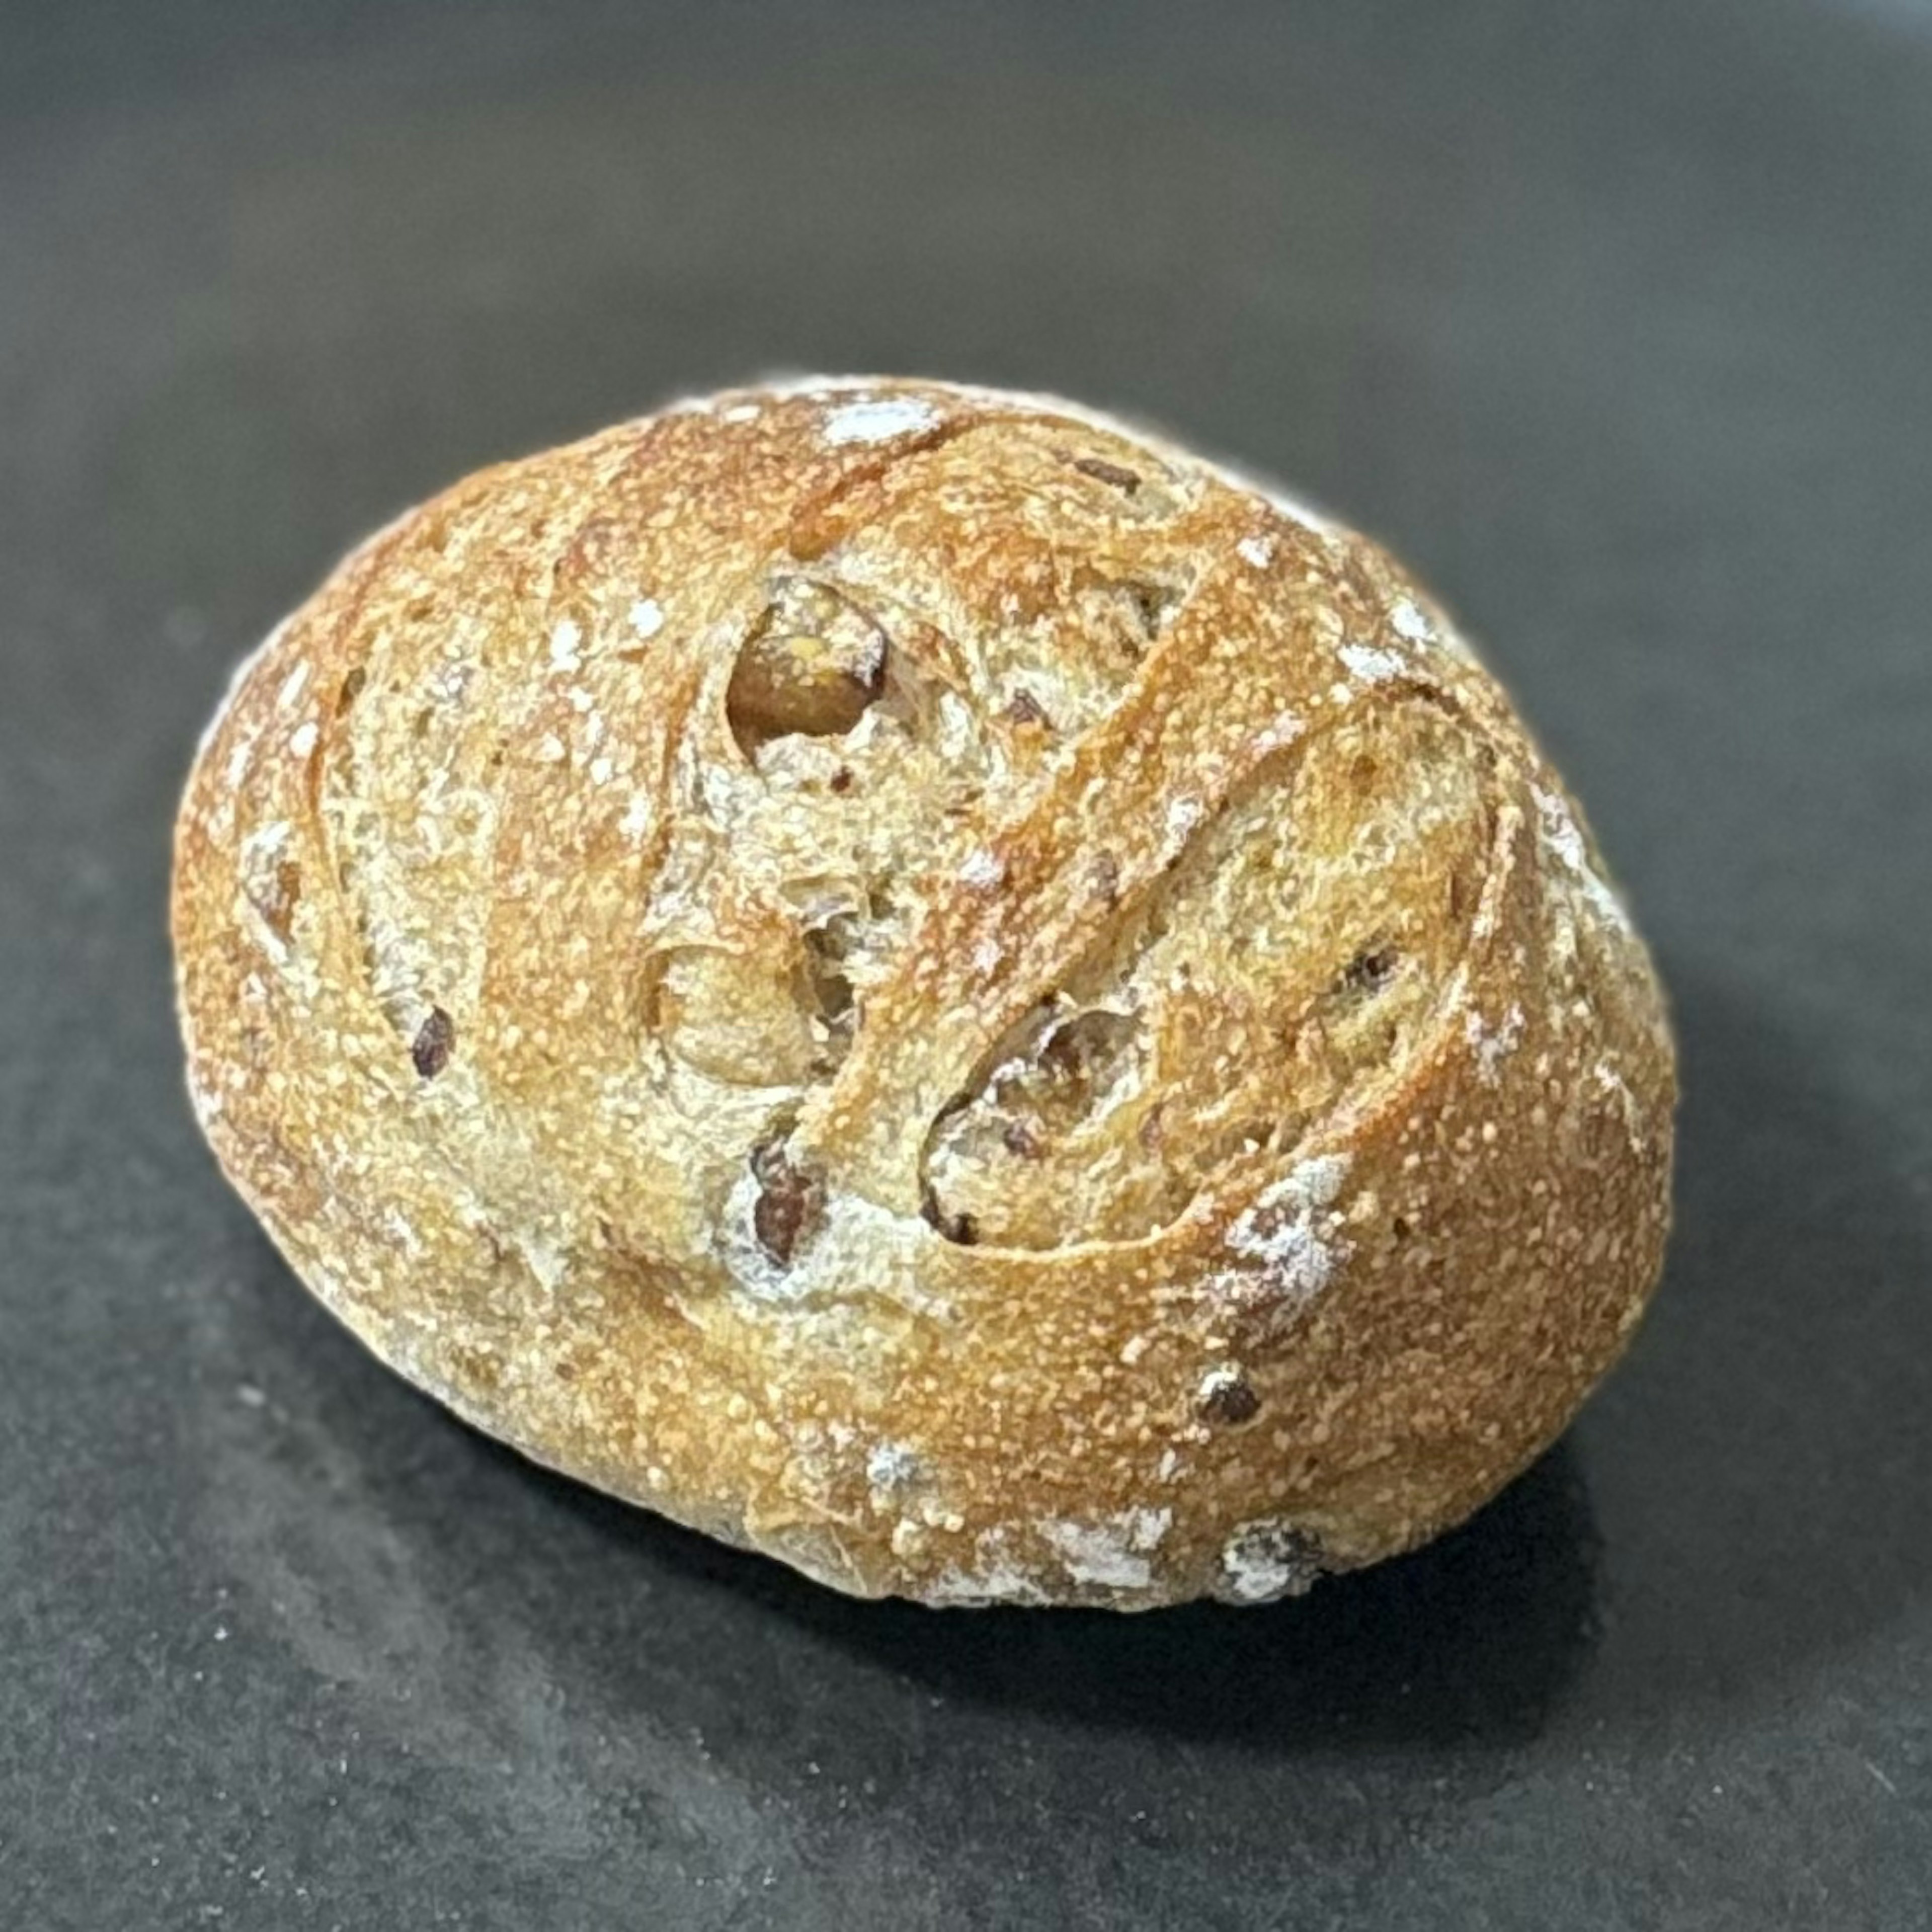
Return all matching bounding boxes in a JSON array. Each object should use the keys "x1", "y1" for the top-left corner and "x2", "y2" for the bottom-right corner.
[{"x1": 173, "y1": 378, "x2": 1674, "y2": 1607}]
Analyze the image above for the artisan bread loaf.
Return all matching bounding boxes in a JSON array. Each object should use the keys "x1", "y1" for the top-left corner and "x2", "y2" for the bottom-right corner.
[{"x1": 172, "y1": 377, "x2": 1674, "y2": 1608}]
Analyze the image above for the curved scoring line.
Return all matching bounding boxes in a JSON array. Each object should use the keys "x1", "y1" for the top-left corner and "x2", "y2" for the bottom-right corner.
[
  {"x1": 897, "y1": 684, "x2": 1513, "y2": 1263},
  {"x1": 673, "y1": 413, "x2": 1225, "y2": 1089},
  {"x1": 691, "y1": 373, "x2": 1343, "y2": 540}
]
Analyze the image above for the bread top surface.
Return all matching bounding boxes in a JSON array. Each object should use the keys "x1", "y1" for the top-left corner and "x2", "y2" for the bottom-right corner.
[{"x1": 173, "y1": 377, "x2": 1675, "y2": 1607}]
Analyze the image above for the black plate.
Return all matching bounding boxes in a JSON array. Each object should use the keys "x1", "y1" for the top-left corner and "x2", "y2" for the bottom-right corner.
[{"x1": 6, "y1": 2, "x2": 1929, "y2": 1924}]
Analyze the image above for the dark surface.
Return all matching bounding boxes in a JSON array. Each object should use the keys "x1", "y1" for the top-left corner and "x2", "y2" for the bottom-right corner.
[{"x1": 5, "y1": 2, "x2": 1931, "y2": 1924}]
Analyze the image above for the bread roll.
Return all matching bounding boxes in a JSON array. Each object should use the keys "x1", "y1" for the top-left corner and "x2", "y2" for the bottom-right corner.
[{"x1": 172, "y1": 377, "x2": 1674, "y2": 1608}]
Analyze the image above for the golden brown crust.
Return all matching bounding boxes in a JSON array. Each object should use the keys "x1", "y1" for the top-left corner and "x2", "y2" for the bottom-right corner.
[{"x1": 172, "y1": 378, "x2": 1674, "y2": 1607}]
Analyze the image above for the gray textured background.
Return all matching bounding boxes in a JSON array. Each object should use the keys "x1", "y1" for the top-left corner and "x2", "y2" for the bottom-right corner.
[{"x1": 5, "y1": 2, "x2": 1930, "y2": 1925}]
